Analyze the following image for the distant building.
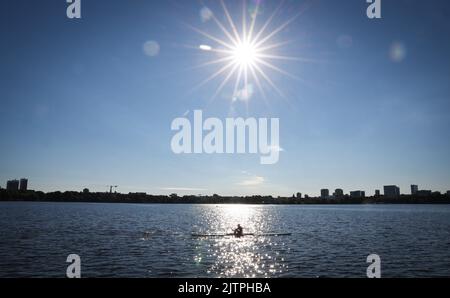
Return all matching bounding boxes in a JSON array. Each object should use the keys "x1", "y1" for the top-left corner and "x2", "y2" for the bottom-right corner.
[
  {"x1": 416, "y1": 190, "x2": 432, "y2": 197},
  {"x1": 411, "y1": 185, "x2": 418, "y2": 195},
  {"x1": 296, "y1": 192, "x2": 302, "y2": 199},
  {"x1": 320, "y1": 189, "x2": 329, "y2": 199},
  {"x1": 375, "y1": 190, "x2": 381, "y2": 197},
  {"x1": 19, "y1": 178, "x2": 28, "y2": 191},
  {"x1": 333, "y1": 189, "x2": 344, "y2": 199},
  {"x1": 6, "y1": 180, "x2": 19, "y2": 191},
  {"x1": 446, "y1": 191, "x2": 450, "y2": 196},
  {"x1": 384, "y1": 185, "x2": 400, "y2": 198},
  {"x1": 350, "y1": 191, "x2": 365, "y2": 199}
]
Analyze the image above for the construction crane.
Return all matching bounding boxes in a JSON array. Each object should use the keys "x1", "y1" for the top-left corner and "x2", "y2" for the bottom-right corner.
[{"x1": 107, "y1": 185, "x2": 118, "y2": 193}]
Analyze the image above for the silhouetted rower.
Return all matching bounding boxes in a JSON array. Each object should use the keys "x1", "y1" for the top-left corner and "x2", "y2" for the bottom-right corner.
[{"x1": 233, "y1": 224, "x2": 244, "y2": 238}]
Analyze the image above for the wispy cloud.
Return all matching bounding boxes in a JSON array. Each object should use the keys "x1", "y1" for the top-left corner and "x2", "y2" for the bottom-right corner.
[{"x1": 237, "y1": 176, "x2": 265, "y2": 186}]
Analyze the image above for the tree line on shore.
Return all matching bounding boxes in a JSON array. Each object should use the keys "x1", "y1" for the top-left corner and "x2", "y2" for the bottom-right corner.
[{"x1": 1, "y1": 189, "x2": 449, "y2": 204}]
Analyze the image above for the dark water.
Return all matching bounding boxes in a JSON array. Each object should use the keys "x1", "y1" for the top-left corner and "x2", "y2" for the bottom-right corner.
[{"x1": 0, "y1": 202, "x2": 449, "y2": 278}]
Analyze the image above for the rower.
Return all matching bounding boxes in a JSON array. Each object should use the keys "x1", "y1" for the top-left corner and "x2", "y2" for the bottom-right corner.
[{"x1": 233, "y1": 224, "x2": 244, "y2": 238}]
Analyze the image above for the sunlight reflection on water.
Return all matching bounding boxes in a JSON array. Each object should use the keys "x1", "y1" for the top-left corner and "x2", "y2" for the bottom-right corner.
[{"x1": 193, "y1": 205, "x2": 289, "y2": 277}]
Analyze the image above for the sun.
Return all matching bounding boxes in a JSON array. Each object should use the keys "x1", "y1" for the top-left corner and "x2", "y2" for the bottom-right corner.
[
  {"x1": 232, "y1": 41, "x2": 257, "y2": 67},
  {"x1": 188, "y1": 0, "x2": 306, "y2": 101}
]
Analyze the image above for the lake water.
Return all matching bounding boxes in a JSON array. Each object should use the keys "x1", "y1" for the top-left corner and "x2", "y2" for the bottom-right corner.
[{"x1": 0, "y1": 202, "x2": 449, "y2": 278}]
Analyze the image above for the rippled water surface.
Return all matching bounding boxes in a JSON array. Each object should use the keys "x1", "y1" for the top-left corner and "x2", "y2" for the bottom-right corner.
[{"x1": 0, "y1": 202, "x2": 449, "y2": 277}]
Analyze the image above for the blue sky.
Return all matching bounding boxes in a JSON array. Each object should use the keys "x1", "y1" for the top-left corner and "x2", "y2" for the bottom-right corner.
[{"x1": 1, "y1": 0, "x2": 450, "y2": 196}]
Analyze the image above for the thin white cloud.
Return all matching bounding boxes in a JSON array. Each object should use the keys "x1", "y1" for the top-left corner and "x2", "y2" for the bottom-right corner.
[{"x1": 237, "y1": 176, "x2": 265, "y2": 186}]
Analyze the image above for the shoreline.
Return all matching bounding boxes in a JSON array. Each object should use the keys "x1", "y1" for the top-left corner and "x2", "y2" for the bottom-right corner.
[
  {"x1": 1, "y1": 201, "x2": 449, "y2": 205},
  {"x1": 1, "y1": 190, "x2": 450, "y2": 205}
]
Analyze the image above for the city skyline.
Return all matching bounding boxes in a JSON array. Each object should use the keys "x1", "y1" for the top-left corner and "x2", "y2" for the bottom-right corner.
[
  {"x1": 1, "y1": 0, "x2": 450, "y2": 197},
  {"x1": 2, "y1": 177, "x2": 448, "y2": 199}
]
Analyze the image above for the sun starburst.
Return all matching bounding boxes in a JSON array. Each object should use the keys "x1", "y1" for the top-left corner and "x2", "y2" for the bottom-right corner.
[{"x1": 189, "y1": 0, "x2": 306, "y2": 102}]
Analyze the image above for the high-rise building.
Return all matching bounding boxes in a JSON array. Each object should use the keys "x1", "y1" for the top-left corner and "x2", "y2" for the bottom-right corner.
[
  {"x1": 384, "y1": 185, "x2": 400, "y2": 198},
  {"x1": 333, "y1": 189, "x2": 344, "y2": 198},
  {"x1": 411, "y1": 185, "x2": 418, "y2": 195},
  {"x1": 6, "y1": 180, "x2": 19, "y2": 191},
  {"x1": 446, "y1": 191, "x2": 450, "y2": 196},
  {"x1": 320, "y1": 189, "x2": 329, "y2": 199},
  {"x1": 19, "y1": 178, "x2": 28, "y2": 191},
  {"x1": 350, "y1": 191, "x2": 365, "y2": 198},
  {"x1": 296, "y1": 192, "x2": 302, "y2": 199},
  {"x1": 375, "y1": 190, "x2": 381, "y2": 197}
]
